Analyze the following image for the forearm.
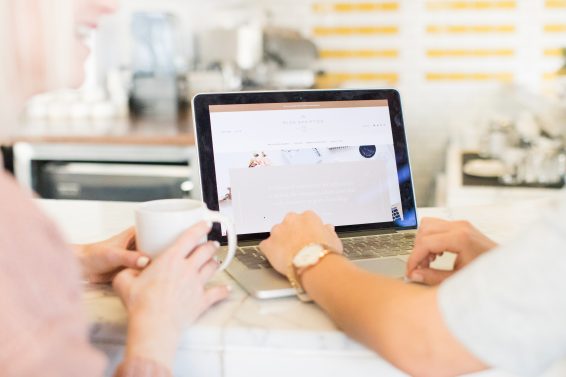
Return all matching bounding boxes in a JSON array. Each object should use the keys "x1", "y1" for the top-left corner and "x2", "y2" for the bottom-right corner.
[
  {"x1": 302, "y1": 255, "x2": 426, "y2": 364},
  {"x1": 302, "y1": 255, "x2": 485, "y2": 376},
  {"x1": 118, "y1": 316, "x2": 174, "y2": 377},
  {"x1": 124, "y1": 312, "x2": 179, "y2": 368}
]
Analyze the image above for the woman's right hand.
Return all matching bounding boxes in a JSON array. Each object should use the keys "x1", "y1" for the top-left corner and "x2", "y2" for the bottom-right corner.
[
  {"x1": 112, "y1": 221, "x2": 230, "y2": 367},
  {"x1": 406, "y1": 217, "x2": 497, "y2": 286}
]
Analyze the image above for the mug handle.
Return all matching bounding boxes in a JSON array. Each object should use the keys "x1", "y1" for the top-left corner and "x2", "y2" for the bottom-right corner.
[{"x1": 205, "y1": 211, "x2": 237, "y2": 271}]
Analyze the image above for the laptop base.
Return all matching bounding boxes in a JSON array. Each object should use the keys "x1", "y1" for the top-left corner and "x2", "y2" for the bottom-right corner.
[{"x1": 226, "y1": 256, "x2": 406, "y2": 300}]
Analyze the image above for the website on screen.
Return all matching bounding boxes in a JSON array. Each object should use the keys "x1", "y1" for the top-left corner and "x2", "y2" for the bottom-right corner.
[{"x1": 209, "y1": 100, "x2": 403, "y2": 235}]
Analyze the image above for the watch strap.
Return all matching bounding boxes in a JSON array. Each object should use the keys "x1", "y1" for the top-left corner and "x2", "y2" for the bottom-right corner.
[
  {"x1": 287, "y1": 247, "x2": 334, "y2": 302},
  {"x1": 287, "y1": 263, "x2": 312, "y2": 302}
]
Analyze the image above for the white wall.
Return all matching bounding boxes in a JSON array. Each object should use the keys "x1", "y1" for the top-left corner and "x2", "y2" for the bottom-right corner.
[{"x1": 100, "y1": 0, "x2": 566, "y2": 205}]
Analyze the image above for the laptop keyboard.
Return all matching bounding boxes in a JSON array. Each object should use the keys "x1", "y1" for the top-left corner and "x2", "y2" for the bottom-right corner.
[
  {"x1": 342, "y1": 233, "x2": 414, "y2": 260},
  {"x1": 235, "y1": 233, "x2": 415, "y2": 270},
  {"x1": 235, "y1": 247, "x2": 272, "y2": 270}
]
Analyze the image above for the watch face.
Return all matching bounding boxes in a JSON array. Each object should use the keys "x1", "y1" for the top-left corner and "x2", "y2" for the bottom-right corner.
[
  {"x1": 294, "y1": 244, "x2": 324, "y2": 267},
  {"x1": 359, "y1": 145, "x2": 376, "y2": 158}
]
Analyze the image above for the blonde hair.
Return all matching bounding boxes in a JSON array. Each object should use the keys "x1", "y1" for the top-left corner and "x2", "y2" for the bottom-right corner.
[
  {"x1": 0, "y1": 0, "x2": 74, "y2": 139},
  {"x1": 0, "y1": 1, "x2": 17, "y2": 138}
]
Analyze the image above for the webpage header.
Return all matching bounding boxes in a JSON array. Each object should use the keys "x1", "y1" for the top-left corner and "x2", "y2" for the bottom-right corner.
[{"x1": 209, "y1": 100, "x2": 388, "y2": 113}]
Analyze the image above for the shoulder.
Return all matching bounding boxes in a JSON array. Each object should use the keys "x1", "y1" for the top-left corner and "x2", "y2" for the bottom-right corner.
[{"x1": 0, "y1": 170, "x2": 83, "y2": 314}]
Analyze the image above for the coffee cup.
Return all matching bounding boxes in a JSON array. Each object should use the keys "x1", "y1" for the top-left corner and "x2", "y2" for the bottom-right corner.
[{"x1": 135, "y1": 199, "x2": 236, "y2": 271}]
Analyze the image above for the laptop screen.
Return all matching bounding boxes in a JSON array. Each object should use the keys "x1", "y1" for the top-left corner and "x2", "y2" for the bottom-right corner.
[{"x1": 208, "y1": 99, "x2": 405, "y2": 236}]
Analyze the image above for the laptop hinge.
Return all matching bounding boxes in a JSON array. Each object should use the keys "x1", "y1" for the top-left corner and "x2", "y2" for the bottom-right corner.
[{"x1": 237, "y1": 239, "x2": 263, "y2": 247}]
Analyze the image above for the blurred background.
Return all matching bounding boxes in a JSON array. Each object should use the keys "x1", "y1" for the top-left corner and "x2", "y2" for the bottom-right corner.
[{"x1": 3, "y1": 0, "x2": 566, "y2": 208}]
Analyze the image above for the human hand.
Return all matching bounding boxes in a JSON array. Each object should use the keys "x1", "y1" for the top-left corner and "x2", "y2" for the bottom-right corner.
[
  {"x1": 112, "y1": 221, "x2": 230, "y2": 367},
  {"x1": 75, "y1": 227, "x2": 150, "y2": 284},
  {"x1": 406, "y1": 218, "x2": 497, "y2": 285},
  {"x1": 259, "y1": 211, "x2": 343, "y2": 276}
]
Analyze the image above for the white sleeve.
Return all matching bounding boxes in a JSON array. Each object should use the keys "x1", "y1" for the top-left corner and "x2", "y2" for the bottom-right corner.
[{"x1": 438, "y1": 197, "x2": 566, "y2": 376}]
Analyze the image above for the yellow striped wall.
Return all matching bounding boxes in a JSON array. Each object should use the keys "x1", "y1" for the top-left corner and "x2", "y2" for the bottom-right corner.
[{"x1": 259, "y1": 0, "x2": 566, "y2": 90}]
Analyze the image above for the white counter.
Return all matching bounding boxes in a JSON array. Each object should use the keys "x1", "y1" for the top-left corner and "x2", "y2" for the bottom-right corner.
[
  {"x1": 38, "y1": 199, "x2": 566, "y2": 377},
  {"x1": 437, "y1": 144, "x2": 564, "y2": 208}
]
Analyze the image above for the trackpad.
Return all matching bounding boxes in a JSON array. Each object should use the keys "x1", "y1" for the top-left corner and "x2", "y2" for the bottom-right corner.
[{"x1": 353, "y1": 258, "x2": 406, "y2": 279}]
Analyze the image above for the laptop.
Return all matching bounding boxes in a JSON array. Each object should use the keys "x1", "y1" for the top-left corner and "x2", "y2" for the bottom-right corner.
[{"x1": 192, "y1": 89, "x2": 418, "y2": 299}]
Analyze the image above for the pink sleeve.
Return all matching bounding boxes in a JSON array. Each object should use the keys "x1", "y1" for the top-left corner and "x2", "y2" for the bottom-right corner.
[
  {"x1": 0, "y1": 172, "x2": 106, "y2": 376},
  {"x1": 114, "y1": 357, "x2": 172, "y2": 377}
]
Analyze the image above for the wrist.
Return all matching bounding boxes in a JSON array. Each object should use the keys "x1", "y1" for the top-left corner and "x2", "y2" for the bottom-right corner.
[
  {"x1": 288, "y1": 244, "x2": 340, "y2": 301},
  {"x1": 301, "y1": 253, "x2": 345, "y2": 293},
  {"x1": 72, "y1": 243, "x2": 86, "y2": 259},
  {"x1": 125, "y1": 310, "x2": 180, "y2": 367},
  {"x1": 294, "y1": 248, "x2": 334, "y2": 282},
  {"x1": 72, "y1": 244, "x2": 90, "y2": 279}
]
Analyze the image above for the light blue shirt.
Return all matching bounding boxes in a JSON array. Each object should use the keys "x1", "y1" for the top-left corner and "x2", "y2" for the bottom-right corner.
[{"x1": 438, "y1": 195, "x2": 566, "y2": 376}]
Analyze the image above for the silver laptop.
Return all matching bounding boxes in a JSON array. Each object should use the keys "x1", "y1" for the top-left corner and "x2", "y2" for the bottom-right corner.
[{"x1": 193, "y1": 89, "x2": 418, "y2": 299}]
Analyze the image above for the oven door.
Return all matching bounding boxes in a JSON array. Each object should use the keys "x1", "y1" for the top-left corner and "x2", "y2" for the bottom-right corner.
[
  {"x1": 13, "y1": 143, "x2": 199, "y2": 201},
  {"x1": 35, "y1": 162, "x2": 193, "y2": 201}
]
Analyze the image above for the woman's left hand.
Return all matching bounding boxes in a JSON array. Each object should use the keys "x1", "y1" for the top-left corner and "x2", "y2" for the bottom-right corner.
[{"x1": 74, "y1": 227, "x2": 150, "y2": 283}]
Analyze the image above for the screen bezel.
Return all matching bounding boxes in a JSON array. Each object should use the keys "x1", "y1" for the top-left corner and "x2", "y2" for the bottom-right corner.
[{"x1": 192, "y1": 89, "x2": 418, "y2": 244}]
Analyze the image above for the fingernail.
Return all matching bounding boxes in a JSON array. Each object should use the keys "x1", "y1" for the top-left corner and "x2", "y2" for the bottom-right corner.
[
  {"x1": 206, "y1": 220, "x2": 213, "y2": 228},
  {"x1": 136, "y1": 256, "x2": 150, "y2": 268},
  {"x1": 410, "y1": 271, "x2": 424, "y2": 283},
  {"x1": 213, "y1": 241, "x2": 220, "y2": 248}
]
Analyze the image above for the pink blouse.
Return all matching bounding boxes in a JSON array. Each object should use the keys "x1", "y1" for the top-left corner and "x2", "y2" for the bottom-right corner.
[{"x1": 0, "y1": 171, "x2": 171, "y2": 377}]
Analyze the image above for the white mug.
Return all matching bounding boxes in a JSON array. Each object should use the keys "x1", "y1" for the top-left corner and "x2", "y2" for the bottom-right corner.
[{"x1": 135, "y1": 199, "x2": 237, "y2": 271}]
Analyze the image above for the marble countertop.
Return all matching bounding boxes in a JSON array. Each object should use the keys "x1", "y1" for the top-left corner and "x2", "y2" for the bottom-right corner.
[{"x1": 38, "y1": 199, "x2": 565, "y2": 377}]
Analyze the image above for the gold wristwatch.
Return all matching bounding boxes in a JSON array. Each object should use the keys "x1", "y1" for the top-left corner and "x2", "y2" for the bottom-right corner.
[{"x1": 287, "y1": 243, "x2": 335, "y2": 302}]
